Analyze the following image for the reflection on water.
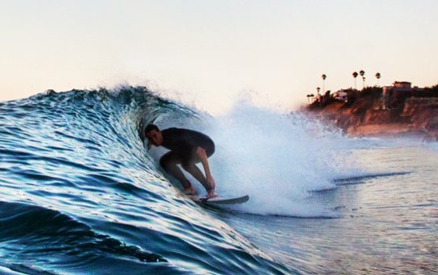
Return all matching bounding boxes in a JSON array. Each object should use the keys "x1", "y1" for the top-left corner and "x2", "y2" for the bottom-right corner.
[{"x1": 224, "y1": 145, "x2": 438, "y2": 274}]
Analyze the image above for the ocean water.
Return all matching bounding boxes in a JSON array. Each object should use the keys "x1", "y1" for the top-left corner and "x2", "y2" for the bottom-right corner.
[{"x1": 0, "y1": 87, "x2": 436, "y2": 275}]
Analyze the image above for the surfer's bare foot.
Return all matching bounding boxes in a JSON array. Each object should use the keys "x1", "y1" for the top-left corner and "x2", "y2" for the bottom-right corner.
[{"x1": 183, "y1": 187, "x2": 196, "y2": 196}]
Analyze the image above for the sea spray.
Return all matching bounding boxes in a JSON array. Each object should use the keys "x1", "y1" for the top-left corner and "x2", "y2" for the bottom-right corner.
[{"x1": 211, "y1": 102, "x2": 342, "y2": 216}]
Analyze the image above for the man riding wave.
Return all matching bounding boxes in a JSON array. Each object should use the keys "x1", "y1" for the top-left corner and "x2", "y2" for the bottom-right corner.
[{"x1": 144, "y1": 124, "x2": 217, "y2": 198}]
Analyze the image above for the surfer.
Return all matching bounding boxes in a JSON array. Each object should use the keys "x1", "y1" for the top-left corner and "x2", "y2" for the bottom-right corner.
[{"x1": 144, "y1": 124, "x2": 217, "y2": 198}]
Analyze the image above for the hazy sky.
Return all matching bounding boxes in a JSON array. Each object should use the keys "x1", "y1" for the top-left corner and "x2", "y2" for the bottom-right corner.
[{"x1": 1, "y1": 0, "x2": 437, "y2": 114}]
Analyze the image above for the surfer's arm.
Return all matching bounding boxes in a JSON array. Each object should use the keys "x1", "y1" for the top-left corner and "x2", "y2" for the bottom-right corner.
[{"x1": 196, "y1": 147, "x2": 216, "y2": 195}]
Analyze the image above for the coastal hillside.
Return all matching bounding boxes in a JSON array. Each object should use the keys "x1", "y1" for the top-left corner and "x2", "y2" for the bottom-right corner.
[{"x1": 304, "y1": 84, "x2": 438, "y2": 139}]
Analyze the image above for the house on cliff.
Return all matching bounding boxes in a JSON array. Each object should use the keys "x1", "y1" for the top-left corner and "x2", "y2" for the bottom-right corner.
[
  {"x1": 332, "y1": 90, "x2": 348, "y2": 102},
  {"x1": 382, "y1": 81, "x2": 423, "y2": 109}
]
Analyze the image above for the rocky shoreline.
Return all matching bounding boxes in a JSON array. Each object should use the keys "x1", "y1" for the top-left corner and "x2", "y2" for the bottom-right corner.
[{"x1": 304, "y1": 87, "x2": 438, "y2": 140}]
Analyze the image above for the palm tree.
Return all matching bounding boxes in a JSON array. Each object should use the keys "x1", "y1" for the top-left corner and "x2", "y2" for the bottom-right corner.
[
  {"x1": 322, "y1": 74, "x2": 327, "y2": 93},
  {"x1": 375, "y1": 72, "x2": 381, "y2": 86},
  {"x1": 359, "y1": 70, "x2": 365, "y2": 89},
  {"x1": 315, "y1": 87, "x2": 322, "y2": 102},
  {"x1": 352, "y1": 72, "x2": 358, "y2": 89}
]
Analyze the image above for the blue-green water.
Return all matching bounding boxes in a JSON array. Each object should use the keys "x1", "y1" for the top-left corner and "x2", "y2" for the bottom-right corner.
[{"x1": 0, "y1": 87, "x2": 436, "y2": 274}]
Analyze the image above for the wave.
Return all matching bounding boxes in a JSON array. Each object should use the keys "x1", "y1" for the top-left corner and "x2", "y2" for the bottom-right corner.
[
  {"x1": 332, "y1": 172, "x2": 411, "y2": 185},
  {"x1": 0, "y1": 87, "x2": 294, "y2": 274}
]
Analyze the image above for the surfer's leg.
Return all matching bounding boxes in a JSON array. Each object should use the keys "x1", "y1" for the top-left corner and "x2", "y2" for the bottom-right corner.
[
  {"x1": 160, "y1": 152, "x2": 192, "y2": 190},
  {"x1": 181, "y1": 160, "x2": 210, "y2": 192}
]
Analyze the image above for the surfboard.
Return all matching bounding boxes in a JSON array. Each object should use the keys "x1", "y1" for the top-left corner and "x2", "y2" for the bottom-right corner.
[{"x1": 191, "y1": 195, "x2": 249, "y2": 205}]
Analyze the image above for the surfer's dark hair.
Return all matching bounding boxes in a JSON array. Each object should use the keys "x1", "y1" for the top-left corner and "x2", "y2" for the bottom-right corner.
[{"x1": 145, "y1": 124, "x2": 160, "y2": 135}]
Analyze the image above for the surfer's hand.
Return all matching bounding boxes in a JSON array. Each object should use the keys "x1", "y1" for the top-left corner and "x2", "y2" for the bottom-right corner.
[
  {"x1": 206, "y1": 174, "x2": 215, "y2": 191},
  {"x1": 207, "y1": 190, "x2": 217, "y2": 199},
  {"x1": 206, "y1": 175, "x2": 216, "y2": 198}
]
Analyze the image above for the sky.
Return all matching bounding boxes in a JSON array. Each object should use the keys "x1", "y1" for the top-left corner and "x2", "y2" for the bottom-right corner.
[{"x1": 1, "y1": 0, "x2": 438, "y2": 115}]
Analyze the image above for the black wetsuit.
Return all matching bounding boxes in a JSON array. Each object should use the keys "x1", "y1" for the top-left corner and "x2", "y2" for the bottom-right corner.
[
  {"x1": 159, "y1": 128, "x2": 215, "y2": 189},
  {"x1": 160, "y1": 128, "x2": 215, "y2": 163}
]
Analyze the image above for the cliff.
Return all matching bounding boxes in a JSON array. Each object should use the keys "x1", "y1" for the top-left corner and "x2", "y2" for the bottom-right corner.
[{"x1": 305, "y1": 87, "x2": 438, "y2": 139}]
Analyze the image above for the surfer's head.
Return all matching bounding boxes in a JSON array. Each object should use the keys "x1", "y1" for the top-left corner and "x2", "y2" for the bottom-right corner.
[{"x1": 144, "y1": 124, "x2": 163, "y2": 146}]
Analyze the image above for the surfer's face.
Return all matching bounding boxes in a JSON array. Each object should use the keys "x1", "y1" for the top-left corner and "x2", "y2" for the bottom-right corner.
[{"x1": 145, "y1": 129, "x2": 163, "y2": 146}]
